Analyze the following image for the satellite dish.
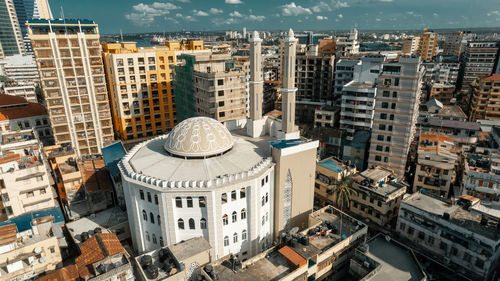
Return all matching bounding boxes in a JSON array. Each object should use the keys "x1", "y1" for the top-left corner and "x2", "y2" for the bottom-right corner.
[
  {"x1": 39, "y1": 256, "x2": 47, "y2": 263},
  {"x1": 34, "y1": 247, "x2": 42, "y2": 254},
  {"x1": 289, "y1": 227, "x2": 299, "y2": 235},
  {"x1": 385, "y1": 235, "x2": 391, "y2": 242}
]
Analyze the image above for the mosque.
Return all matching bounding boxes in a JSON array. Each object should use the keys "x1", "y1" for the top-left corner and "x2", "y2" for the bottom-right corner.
[{"x1": 119, "y1": 29, "x2": 319, "y2": 260}]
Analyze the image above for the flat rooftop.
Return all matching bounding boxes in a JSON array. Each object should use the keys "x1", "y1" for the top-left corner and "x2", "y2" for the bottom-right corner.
[
  {"x1": 318, "y1": 158, "x2": 345, "y2": 173},
  {"x1": 404, "y1": 193, "x2": 500, "y2": 240},
  {"x1": 169, "y1": 237, "x2": 211, "y2": 262},
  {"x1": 66, "y1": 207, "x2": 128, "y2": 244},
  {"x1": 214, "y1": 250, "x2": 294, "y2": 281},
  {"x1": 353, "y1": 167, "x2": 406, "y2": 197},
  {"x1": 364, "y1": 235, "x2": 425, "y2": 281},
  {"x1": 128, "y1": 132, "x2": 273, "y2": 182}
]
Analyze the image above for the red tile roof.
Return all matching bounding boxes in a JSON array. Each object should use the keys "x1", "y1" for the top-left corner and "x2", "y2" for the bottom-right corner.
[
  {"x1": 36, "y1": 264, "x2": 78, "y2": 281},
  {"x1": 483, "y1": 73, "x2": 500, "y2": 81},
  {"x1": 0, "y1": 94, "x2": 28, "y2": 107},
  {"x1": 0, "y1": 224, "x2": 17, "y2": 246},
  {"x1": 0, "y1": 102, "x2": 47, "y2": 121}
]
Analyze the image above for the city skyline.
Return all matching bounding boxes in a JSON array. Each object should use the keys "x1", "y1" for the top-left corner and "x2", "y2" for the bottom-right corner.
[{"x1": 52, "y1": 0, "x2": 500, "y2": 34}]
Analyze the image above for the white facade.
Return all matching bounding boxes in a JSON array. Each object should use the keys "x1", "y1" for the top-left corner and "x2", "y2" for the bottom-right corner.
[
  {"x1": 340, "y1": 55, "x2": 385, "y2": 140},
  {"x1": 3, "y1": 81, "x2": 37, "y2": 102},
  {"x1": 0, "y1": 54, "x2": 39, "y2": 81}
]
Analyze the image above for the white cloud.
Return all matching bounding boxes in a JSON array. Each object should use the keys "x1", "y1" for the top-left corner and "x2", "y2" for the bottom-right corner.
[
  {"x1": 175, "y1": 13, "x2": 183, "y2": 17},
  {"x1": 225, "y1": 0, "x2": 243, "y2": 4},
  {"x1": 230, "y1": 10, "x2": 243, "y2": 17},
  {"x1": 433, "y1": 12, "x2": 438, "y2": 17},
  {"x1": 248, "y1": 14, "x2": 265, "y2": 21},
  {"x1": 316, "y1": 15, "x2": 328, "y2": 20},
  {"x1": 376, "y1": 18, "x2": 381, "y2": 21},
  {"x1": 487, "y1": 10, "x2": 500, "y2": 16},
  {"x1": 212, "y1": 17, "x2": 238, "y2": 25},
  {"x1": 173, "y1": 0, "x2": 190, "y2": 2},
  {"x1": 209, "y1": 8, "x2": 223, "y2": 14},
  {"x1": 280, "y1": 2, "x2": 312, "y2": 16},
  {"x1": 125, "y1": 2, "x2": 180, "y2": 25},
  {"x1": 407, "y1": 11, "x2": 414, "y2": 15},
  {"x1": 338, "y1": 13, "x2": 343, "y2": 18},
  {"x1": 379, "y1": 0, "x2": 393, "y2": 2},
  {"x1": 184, "y1": 15, "x2": 196, "y2": 21},
  {"x1": 193, "y1": 10, "x2": 209, "y2": 16},
  {"x1": 312, "y1": 2, "x2": 332, "y2": 12}
]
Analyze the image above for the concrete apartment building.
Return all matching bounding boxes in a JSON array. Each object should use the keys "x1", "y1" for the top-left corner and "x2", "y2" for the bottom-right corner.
[
  {"x1": 0, "y1": 54, "x2": 39, "y2": 81},
  {"x1": 442, "y1": 31, "x2": 466, "y2": 57},
  {"x1": 460, "y1": 41, "x2": 499, "y2": 89},
  {"x1": 314, "y1": 157, "x2": 357, "y2": 207},
  {"x1": 349, "y1": 166, "x2": 407, "y2": 227},
  {"x1": 38, "y1": 232, "x2": 134, "y2": 281},
  {"x1": 0, "y1": 130, "x2": 57, "y2": 222},
  {"x1": 175, "y1": 52, "x2": 246, "y2": 123},
  {"x1": 0, "y1": 94, "x2": 53, "y2": 145},
  {"x1": 333, "y1": 59, "x2": 358, "y2": 101},
  {"x1": 335, "y1": 29, "x2": 360, "y2": 58},
  {"x1": 313, "y1": 105, "x2": 339, "y2": 128},
  {"x1": 102, "y1": 42, "x2": 177, "y2": 141},
  {"x1": 28, "y1": 19, "x2": 113, "y2": 156},
  {"x1": 418, "y1": 29, "x2": 438, "y2": 61},
  {"x1": 402, "y1": 36, "x2": 420, "y2": 56},
  {"x1": 340, "y1": 55, "x2": 385, "y2": 140},
  {"x1": 0, "y1": 0, "x2": 26, "y2": 56},
  {"x1": 0, "y1": 220, "x2": 62, "y2": 280},
  {"x1": 413, "y1": 133, "x2": 457, "y2": 197},
  {"x1": 429, "y1": 83, "x2": 455, "y2": 104},
  {"x1": 3, "y1": 81, "x2": 37, "y2": 102},
  {"x1": 295, "y1": 47, "x2": 335, "y2": 102},
  {"x1": 471, "y1": 74, "x2": 500, "y2": 121},
  {"x1": 461, "y1": 129, "x2": 500, "y2": 206},
  {"x1": 422, "y1": 58, "x2": 460, "y2": 85},
  {"x1": 397, "y1": 192, "x2": 500, "y2": 281},
  {"x1": 367, "y1": 55, "x2": 424, "y2": 177}
]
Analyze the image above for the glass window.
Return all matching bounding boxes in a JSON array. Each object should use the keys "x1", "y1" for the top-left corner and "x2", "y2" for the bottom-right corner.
[
  {"x1": 199, "y1": 196, "x2": 206, "y2": 207},
  {"x1": 157, "y1": 215, "x2": 161, "y2": 225},
  {"x1": 152, "y1": 234, "x2": 157, "y2": 244},
  {"x1": 187, "y1": 197, "x2": 193, "y2": 208},
  {"x1": 140, "y1": 190, "x2": 144, "y2": 200},
  {"x1": 240, "y1": 187, "x2": 246, "y2": 198},
  {"x1": 224, "y1": 236, "x2": 229, "y2": 246},
  {"x1": 150, "y1": 212, "x2": 155, "y2": 224},
  {"x1": 145, "y1": 231, "x2": 150, "y2": 241},
  {"x1": 176, "y1": 197, "x2": 182, "y2": 208},
  {"x1": 233, "y1": 232, "x2": 238, "y2": 243},
  {"x1": 200, "y1": 218, "x2": 207, "y2": 229},
  {"x1": 232, "y1": 211, "x2": 237, "y2": 223},
  {"x1": 142, "y1": 210, "x2": 147, "y2": 221},
  {"x1": 178, "y1": 219, "x2": 184, "y2": 229},
  {"x1": 241, "y1": 208, "x2": 246, "y2": 220},
  {"x1": 223, "y1": 214, "x2": 228, "y2": 225},
  {"x1": 147, "y1": 192, "x2": 151, "y2": 202},
  {"x1": 221, "y1": 193, "x2": 227, "y2": 204},
  {"x1": 242, "y1": 230, "x2": 247, "y2": 240},
  {"x1": 154, "y1": 194, "x2": 158, "y2": 205},
  {"x1": 189, "y1": 218, "x2": 195, "y2": 229},
  {"x1": 231, "y1": 190, "x2": 237, "y2": 201}
]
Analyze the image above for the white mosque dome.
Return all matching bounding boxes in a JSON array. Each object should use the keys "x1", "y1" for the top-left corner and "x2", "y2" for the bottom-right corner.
[{"x1": 164, "y1": 117, "x2": 234, "y2": 158}]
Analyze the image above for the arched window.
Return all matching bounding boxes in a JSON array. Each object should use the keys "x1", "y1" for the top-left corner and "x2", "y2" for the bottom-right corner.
[
  {"x1": 222, "y1": 214, "x2": 228, "y2": 225},
  {"x1": 160, "y1": 236, "x2": 164, "y2": 246},
  {"x1": 231, "y1": 190, "x2": 237, "y2": 201},
  {"x1": 224, "y1": 236, "x2": 229, "y2": 246},
  {"x1": 240, "y1": 187, "x2": 246, "y2": 198},
  {"x1": 200, "y1": 218, "x2": 207, "y2": 229},
  {"x1": 266, "y1": 192, "x2": 268, "y2": 203},
  {"x1": 233, "y1": 232, "x2": 238, "y2": 243},
  {"x1": 178, "y1": 219, "x2": 184, "y2": 229},
  {"x1": 187, "y1": 197, "x2": 193, "y2": 208},
  {"x1": 232, "y1": 211, "x2": 237, "y2": 223},
  {"x1": 152, "y1": 234, "x2": 157, "y2": 244},
  {"x1": 145, "y1": 231, "x2": 150, "y2": 241},
  {"x1": 142, "y1": 210, "x2": 147, "y2": 221},
  {"x1": 157, "y1": 215, "x2": 161, "y2": 225},
  {"x1": 221, "y1": 193, "x2": 227, "y2": 204},
  {"x1": 154, "y1": 194, "x2": 158, "y2": 205},
  {"x1": 241, "y1": 208, "x2": 246, "y2": 220},
  {"x1": 199, "y1": 196, "x2": 206, "y2": 207},
  {"x1": 176, "y1": 197, "x2": 182, "y2": 208},
  {"x1": 242, "y1": 230, "x2": 247, "y2": 241},
  {"x1": 261, "y1": 196, "x2": 265, "y2": 206},
  {"x1": 189, "y1": 218, "x2": 195, "y2": 229},
  {"x1": 150, "y1": 212, "x2": 155, "y2": 224}
]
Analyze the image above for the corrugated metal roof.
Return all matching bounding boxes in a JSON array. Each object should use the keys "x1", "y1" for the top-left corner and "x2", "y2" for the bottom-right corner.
[{"x1": 278, "y1": 246, "x2": 306, "y2": 268}]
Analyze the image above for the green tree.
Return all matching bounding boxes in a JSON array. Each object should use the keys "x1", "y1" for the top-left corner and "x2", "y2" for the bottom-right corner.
[{"x1": 326, "y1": 174, "x2": 357, "y2": 210}]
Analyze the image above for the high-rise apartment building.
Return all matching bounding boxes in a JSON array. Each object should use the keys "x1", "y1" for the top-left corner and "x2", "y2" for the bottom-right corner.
[
  {"x1": 333, "y1": 59, "x2": 358, "y2": 101},
  {"x1": 295, "y1": 47, "x2": 335, "y2": 102},
  {"x1": 0, "y1": 0, "x2": 25, "y2": 56},
  {"x1": 368, "y1": 56, "x2": 423, "y2": 177},
  {"x1": 175, "y1": 52, "x2": 246, "y2": 122},
  {"x1": 28, "y1": 19, "x2": 113, "y2": 156},
  {"x1": 102, "y1": 42, "x2": 177, "y2": 141},
  {"x1": 0, "y1": 54, "x2": 39, "y2": 81},
  {"x1": 13, "y1": 0, "x2": 53, "y2": 54},
  {"x1": 460, "y1": 41, "x2": 499, "y2": 89},
  {"x1": 340, "y1": 55, "x2": 385, "y2": 140},
  {"x1": 470, "y1": 74, "x2": 500, "y2": 121},
  {"x1": 418, "y1": 28, "x2": 437, "y2": 61},
  {"x1": 335, "y1": 28, "x2": 360, "y2": 58},
  {"x1": 442, "y1": 31, "x2": 464, "y2": 57},
  {"x1": 402, "y1": 36, "x2": 420, "y2": 56}
]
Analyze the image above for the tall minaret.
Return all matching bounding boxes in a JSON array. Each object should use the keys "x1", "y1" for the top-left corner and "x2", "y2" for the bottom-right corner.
[
  {"x1": 281, "y1": 28, "x2": 297, "y2": 134},
  {"x1": 249, "y1": 30, "x2": 263, "y2": 121}
]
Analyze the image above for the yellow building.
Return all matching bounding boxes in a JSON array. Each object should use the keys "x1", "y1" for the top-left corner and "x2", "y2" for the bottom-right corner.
[
  {"x1": 419, "y1": 28, "x2": 438, "y2": 61},
  {"x1": 402, "y1": 36, "x2": 420, "y2": 55}
]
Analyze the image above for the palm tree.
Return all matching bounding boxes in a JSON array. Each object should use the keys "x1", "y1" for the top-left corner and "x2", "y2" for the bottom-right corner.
[{"x1": 326, "y1": 174, "x2": 357, "y2": 211}]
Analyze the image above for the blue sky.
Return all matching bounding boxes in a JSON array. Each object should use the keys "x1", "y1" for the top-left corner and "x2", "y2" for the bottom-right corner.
[{"x1": 53, "y1": 0, "x2": 500, "y2": 34}]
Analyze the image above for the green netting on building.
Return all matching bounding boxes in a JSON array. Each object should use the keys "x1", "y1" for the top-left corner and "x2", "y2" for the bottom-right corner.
[{"x1": 174, "y1": 55, "x2": 196, "y2": 122}]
